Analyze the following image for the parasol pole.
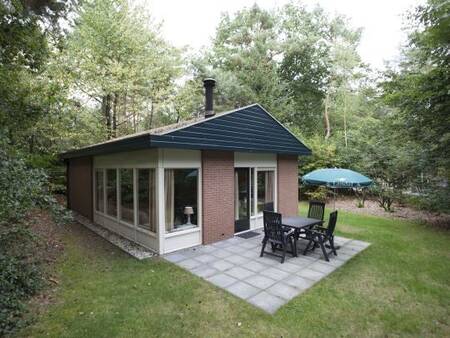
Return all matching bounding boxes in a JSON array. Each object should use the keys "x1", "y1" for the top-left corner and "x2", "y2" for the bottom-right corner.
[{"x1": 334, "y1": 187, "x2": 336, "y2": 210}]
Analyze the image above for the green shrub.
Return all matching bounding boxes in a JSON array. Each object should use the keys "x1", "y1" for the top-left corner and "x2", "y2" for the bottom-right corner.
[
  {"x1": 0, "y1": 147, "x2": 71, "y2": 335},
  {"x1": 0, "y1": 225, "x2": 42, "y2": 335},
  {"x1": 406, "y1": 188, "x2": 450, "y2": 214},
  {"x1": 304, "y1": 186, "x2": 329, "y2": 202}
]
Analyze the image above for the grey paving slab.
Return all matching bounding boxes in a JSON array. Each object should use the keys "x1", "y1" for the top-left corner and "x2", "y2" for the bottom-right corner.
[
  {"x1": 225, "y1": 266, "x2": 255, "y2": 280},
  {"x1": 334, "y1": 252, "x2": 355, "y2": 261},
  {"x1": 224, "y1": 245, "x2": 247, "y2": 254},
  {"x1": 296, "y1": 268, "x2": 326, "y2": 281},
  {"x1": 211, "y1": 249, "x2": 233, "y2": 259},
  {"x1": 248, "y1": 291, "x2": 285, "y2": 314},
  {"x1": 260, "y1": 267, "x2": 291, "y2": 281},
  {"x1": 288, "y1": 256, "x2": 314, "y2": 267},
  {"x1": 336, "y1": 249, "x2": 359, "y2": 258},
  {"x1": 164, "y1": 253, "x2": 188, "y2": 263},
  {"x1": 224, "y1": 255, "x2": 250, "y2": 265},
  {"x1": 266, "y1": 282, "x2": 299, "y2": 300},
  {"x1": 308, "y1": 261, "x2": 337, "y2": 274},
  {"x1": 254, "y1": 255, "x2": 283, "y2": 266},
  {"x1": 239, "y1": 241, "x2": 260, "y2": 249},
  {"x1": 212, "y1": 240, "x2": 232, "y2": 249},
  {"x1": 164, "y1": 233, "x2": 370, "y2": 314},
  {"x1": 245, "y1": 274, "x2": 277, "y2": 289},
  {"x1": 207, "y1": 273, "x2": 238, "y2": 288},
  {"x1": 325, "y1": 257, "x2": 346, "y2": 267},
  {"x1": 190, "y1": 266, "x2": 219, "y2": 278},
  {"x1": 226, "y1": 281, "x2": 260, "y2": 300},
  {"x1": 284, "y1": 275, "x2": 315, "y2": 290},
  {"x1": 241, "y1": 249, "x2": 262, "y2": 259},
  {"x1": 243, "y1": 260, "x2": 268, "y2": 273},
  {"x1": 177, "y1": 258, "x2": 202, "y2": 270},
  {"x1": 277, "y1": 262, "x2": 303, "y2": 274},
  {"x1": 178, "y1": 248, "x2": 203, "y2": 258},
  {"x1": 334, "y1": 236, "x2": 352, "y2": 246},
  {"x1": 210, "y1": 260, "x2": 235, "y2": 272},
  {"x1": 197, "y1": 245, "x2": 217, "y2": 254},
  {"x1": 195, "y1": 254, "x2": 219, "y2": 264}
]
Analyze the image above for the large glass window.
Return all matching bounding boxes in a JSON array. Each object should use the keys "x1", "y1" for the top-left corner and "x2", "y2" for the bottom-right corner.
[
  {"x1": 106, "y1": 169, "x2": 117, "y2": 217},
  {"x1": 95, "y1": 169, "x2": 104, "y2": 213},
  {"x1": 257, "y1": 170, "x2": 274, "y2": 213},
  {"x1": 137, "y1": 169, "x2": 157, "y2": 232},
  {"x1": 250, "y1": 168, "x2": 255, "y2": 216},
  {"x1": 165, "y1": 169, "x2": 198, "y2": 232},
  {"x1": 120, "y1": 169, "x2": 134, "y2": 224}
]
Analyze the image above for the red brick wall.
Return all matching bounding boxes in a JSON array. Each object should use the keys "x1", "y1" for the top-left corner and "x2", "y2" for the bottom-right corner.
[
  {"x1": 67, "y1": 156, "x2": 93, "y2": 220},
  {"x1": 277, "y1": 154, "x2": 299, "y2": 216},
  {"x1": 202, "y1": 151, "x2": 235, "y2": 244}
]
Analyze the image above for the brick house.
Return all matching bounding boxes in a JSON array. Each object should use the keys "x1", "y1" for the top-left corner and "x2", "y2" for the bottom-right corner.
[{"x1": 61, "y1": 79, "x2": 311, "y2": 254}]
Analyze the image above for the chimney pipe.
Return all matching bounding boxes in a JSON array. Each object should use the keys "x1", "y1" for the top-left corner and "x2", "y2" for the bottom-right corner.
[{"x1": 203, "y1": 78, "x2": 216, "y2": 118}]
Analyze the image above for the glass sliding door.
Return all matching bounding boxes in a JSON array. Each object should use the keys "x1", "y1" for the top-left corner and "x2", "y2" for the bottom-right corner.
[
  {"x1": 234, "y1": 168, "x2": 250, "y2": 233},
  {"x1": 257, "y1": 170, "x2": 275, "y2": 213}
]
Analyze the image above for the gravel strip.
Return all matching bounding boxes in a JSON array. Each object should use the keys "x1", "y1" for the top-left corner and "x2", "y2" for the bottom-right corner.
[{"x1": 74, "y1": 213, "x2": 156, "y2": 260}]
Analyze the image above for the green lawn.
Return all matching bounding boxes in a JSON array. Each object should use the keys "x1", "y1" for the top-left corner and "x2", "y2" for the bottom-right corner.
[{"x1": 19, "y1": 204, "x2": 450, "y2": 337}]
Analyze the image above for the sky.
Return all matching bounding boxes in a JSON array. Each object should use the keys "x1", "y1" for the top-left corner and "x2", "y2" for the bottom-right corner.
[{"x1": 149, "y1": 0, "x2": 424, "y2": 70}]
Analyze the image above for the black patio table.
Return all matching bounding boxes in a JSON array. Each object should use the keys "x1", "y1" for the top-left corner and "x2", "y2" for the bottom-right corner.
[{"x1": 282, "y1": 216, "x2": 323, "y2": 256}]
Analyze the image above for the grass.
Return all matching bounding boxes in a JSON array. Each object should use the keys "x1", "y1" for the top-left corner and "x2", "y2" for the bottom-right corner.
[{"x1": 19, "y1": 204, "x2": 450, "y2": 337}]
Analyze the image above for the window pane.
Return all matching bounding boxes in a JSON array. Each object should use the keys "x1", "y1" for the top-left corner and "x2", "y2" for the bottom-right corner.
[
  {"x1": 138, "y1": 169, "x2": 156, "y2": 232},
  {"x1": 165, "y1": 169, "x2": 198, "y2": 232},
  {"x1": 95, "y1": 170, "x2": 104, "y2": 212},
  {"x1": 106, "y1": 169, "x2": 117, "y2": 217},
  {"x1": 250, "y1": 168, "x2": 255, "y2": 216},
  {"x1": 257, "y1": 171, "x2": 274, "y2": 213},
  {"x1": 120, "y1": 169, "x2": 134, "y2": 224}
]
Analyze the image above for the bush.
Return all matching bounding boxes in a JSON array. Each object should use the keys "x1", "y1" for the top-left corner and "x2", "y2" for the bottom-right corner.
[
  {"x1": 0, "y1": 147, "x2": 71, "y2": 335},
  {"x1": 0, "y1": 225, "x2": 42, "y2": 335},
  {"x1": 371, "y1": 183, "x2": 402, "y2": 212},
  {"x1": 407, "y1": 187, "x2": 450, "y2": 214},
  {"x1": 304, "y1": 186, "x2": 329, "y2": 203}
]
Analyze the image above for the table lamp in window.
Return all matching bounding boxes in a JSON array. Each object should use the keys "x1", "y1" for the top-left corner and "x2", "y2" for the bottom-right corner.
[{"x1": 184, "y1": 206, "x2": 194, "y2": 225}]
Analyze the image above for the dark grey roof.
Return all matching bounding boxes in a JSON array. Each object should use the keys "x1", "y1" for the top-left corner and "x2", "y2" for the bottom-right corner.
[{"x1": 60, "y1": 104, "x2": 311, "y2": 159}]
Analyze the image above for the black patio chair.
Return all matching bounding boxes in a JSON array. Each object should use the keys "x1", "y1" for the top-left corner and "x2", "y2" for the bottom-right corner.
[
  {"x1": 296, "y1": 200, "x2": 326, "y2": 242},
  {"x1": 302, "y1": 210, "x2": 338, "y2": 262},
  {"x1": 261, "y1": 211, "x2": 296, "y2": 263},
  {"x1": 307, "y1": 200, "x2": 325, "y2": 222}
]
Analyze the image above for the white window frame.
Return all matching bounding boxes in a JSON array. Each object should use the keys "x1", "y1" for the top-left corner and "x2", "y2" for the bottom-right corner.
[
  {"x1": 163, "y1": 167, "x2": 202, "y2": 235},
  {"x1": 93, "y1": 166, "x2": 158, "y2": 237},
  {"x1": 246, "y1": 166, "x2": 277, "y2": 219},
  {"x1": 94, "y1": 168, "x2": 106, "y2": 214},
  {"x1": 255, "y1": 167, "x2": 277, "y2": 217},
  {"x1": 118, "y1": 168, "x2": 135, "y2": 227}
]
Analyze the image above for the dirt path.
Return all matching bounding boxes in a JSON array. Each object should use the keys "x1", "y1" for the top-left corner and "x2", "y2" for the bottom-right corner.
[{"x1": 332, "y1": 197, "x2": 450, "y2": 228}]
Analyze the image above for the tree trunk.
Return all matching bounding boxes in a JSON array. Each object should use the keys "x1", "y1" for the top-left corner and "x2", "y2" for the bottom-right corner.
[
  {"x1": 324, "y1": 92, "x2": 331, "y2": 139},
  {"x1": 149, "y1": 101, "x2": 154, "y2": 130},
  {"x1": 102, "y1": 94, "x2": 112, "y2": 139},
  {"x1": 343, "y1": 95, "x2": 348, "y2": 147},
  {"x1": 112, "y1": 93, "x2": 118, "y2": 138}
]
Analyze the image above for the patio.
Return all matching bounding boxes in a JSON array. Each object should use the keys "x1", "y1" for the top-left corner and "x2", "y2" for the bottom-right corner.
[{"x1": 164, "y1": 230, "x2": 370, "y2": 313}]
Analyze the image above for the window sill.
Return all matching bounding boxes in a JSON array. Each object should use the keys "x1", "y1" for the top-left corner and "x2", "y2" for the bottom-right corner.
[
  {"x1": 95, "y1": 211, "x2": 157, "y2": 237},
  {"x1": 136, "y1": 226, "x2": 157, "y2": 237},
  {"x1": 165, "y1": 226, "x2": 200, "y2": 238}
]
